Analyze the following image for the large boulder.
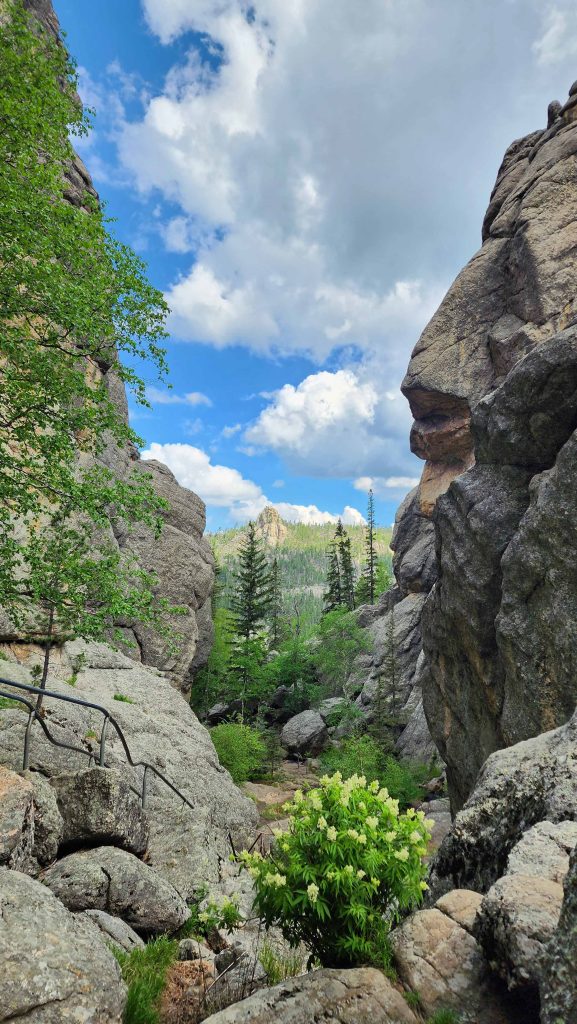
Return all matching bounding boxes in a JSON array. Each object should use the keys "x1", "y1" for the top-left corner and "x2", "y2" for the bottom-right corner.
[
  {"x1": 23, "y1": 770, "x2": 63, "y2": 867},
  {"x1": 0, "y1": 767, "x2": 34, "y2": 871},
  {"x1": 201, "y1": 968, "x2": 418, "y2": 1024},
  {"x1": 540, "y1": 842, "x2": 577, "y2": 1024},
  {"x1": 281, "y1": 710, "x2": 328, "y2": 757},
  {"x1": 397, "y1": 83, "x2": 577, "y2": 810},
  {"x1": 0, "y1": 866, "x2": 126, "y2": 1022},
  {"x1": 0, "y1": 645, "x2": 258, "y2": 897},
  {"x1": 429, "y1": 709, "x2": 577, "y2": 894},
  {"x1": 474, "y1": 873, "x2": 563, "y2": 992},
  {"x1": 78, "y1": 909, "x2": 145, "y2": 953},
  {"x1": 42, "y1": 845, "x2": 190, "y2": 935},
  {"x1": 392, "y1": 890, "x2": 513, "y2": 1023},
  {"x1": 50, "y1": 766, "x2": 149, "y2": 855}
]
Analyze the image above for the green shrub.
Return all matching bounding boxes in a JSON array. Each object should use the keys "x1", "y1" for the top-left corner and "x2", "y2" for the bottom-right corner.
[
  {"x1": 210, "y1": 721, "x2": 267, "y2": 784},
  {"x1": 238, "y1": 771, "x2": 432, "y2": 968},
  {"x1": 321, "y1": 738, "x2": 436, "y2": 809},
  {"x1": 179, "y1": 894, "x2": 243, "y2": 940},
  {"x1": 113, "y1": 936, "x2": 177, "y2": 1024},
  {"x1": 113, "y1": 693, "x2": 134, "y2": 704}
]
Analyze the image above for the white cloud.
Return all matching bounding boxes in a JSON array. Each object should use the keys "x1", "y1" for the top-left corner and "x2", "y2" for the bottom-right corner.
[
  {"x1": 272, "y1": 479, "x2": 285, "y2": 488},
  {"x1": 183, "y1": 417, "x2": 203, "y2": 436},
  {"x1": 533, "y1": 4, "x2": 577, "y2": 65},
  {"x1": 146, "y1": 386, "x2": 212, "y2": 406},
  {"x1": 354, "y1": 475, "x2": 420, "y2": 495},
  {"x1": 244, "y1": 369, "x2": 421, "y2": 479},
  {"x1": 141, "y1": 441, "x2": 366, "y2": 524},
  {"x1": 222, "y1": 423, "x2": 242, "y2": 438},
  {"x1": 142, "y1": 442, "x2": 262, "y2": 514}
]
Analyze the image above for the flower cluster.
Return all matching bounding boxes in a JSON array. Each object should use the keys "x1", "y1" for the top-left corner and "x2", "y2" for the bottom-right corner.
[{"x1": 238, "y1": 771, "x2": 432, "y2": 969}]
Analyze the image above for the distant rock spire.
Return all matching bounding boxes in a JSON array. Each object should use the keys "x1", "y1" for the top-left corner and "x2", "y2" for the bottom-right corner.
[{"x1": 254, "y1": 505, "x2": 287, "y2": 546}]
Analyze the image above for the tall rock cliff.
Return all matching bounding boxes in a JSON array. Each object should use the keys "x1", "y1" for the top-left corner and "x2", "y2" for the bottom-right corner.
[
  {"x1": 400, "y1": 85, "x2": 577, "y2": 809},
  {"x1": 4, "y1": 0, "x2": 215, "y2": 695}
]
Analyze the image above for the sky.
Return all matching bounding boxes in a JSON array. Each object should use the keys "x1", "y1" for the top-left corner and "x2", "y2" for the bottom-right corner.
[{"x1": 54, "y1": 0, "x2": 577, "y2": 531}]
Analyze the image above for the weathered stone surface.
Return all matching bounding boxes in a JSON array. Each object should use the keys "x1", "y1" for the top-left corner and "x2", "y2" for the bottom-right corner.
[
  {"x1": 505, "y1": 820, "x2": 577, "y2": 884},
  {"x1": 398, "y1": 82, "x2": 577, "y2": 809},
  {"x1": 354, "y1": 593, "x2": 426, "y2": 724},
  {"x1": 281, "y1": 710, "x2": 328, "y2": 757},
  {"x1": 0, "y1": 767, "x2": 34, "y2": 871},
  {"x1": 392, "y1": 900, "x2": 509, "y2": 1022},
  {"x1": 435, "y1": 888, "x2": 482, "y2": 933},
  {"x1": 0, "y1": 866, "x2": 126, "y2": 1022},
  {"x1": 201, "y1": 968, "x2": 418, "y2": 1024},
  {"x1": 475, "y1": 874, "x2": 563, "y2": 990},
  {"x1": 43, "y1": 845, "x2": 190, "y2": 935},
  {"x1": 540, "y1": 842, "x2": 577, "y2": 1024},
  {"x1": 50, "y1": 766, "x2": 149, "y2": 855},
  {"x1": 24, "y1": 769, "x2": 63, "y2": 867},
  {"x1": 0, "y1": 646, "x2": 258, "y2": 896},
  {"x1": 254, "y1": 505, "x2": 287, "y2": 547},
  {"x1": 429, "y1": 710, "x2": 577, "y2": 894},
  {"x1": 78, "y1": 909, "x2": 145, "y2": 953}
]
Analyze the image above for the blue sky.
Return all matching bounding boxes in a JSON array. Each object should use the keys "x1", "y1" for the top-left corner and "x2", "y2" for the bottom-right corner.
[{"x1": 54, "y1": 0, "x2": 577, "y2": 530}]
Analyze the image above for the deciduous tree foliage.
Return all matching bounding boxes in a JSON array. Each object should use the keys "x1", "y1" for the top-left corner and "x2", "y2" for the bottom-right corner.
[{"x1": 0, "y1": 2, "x2": 175, "y2": 667}]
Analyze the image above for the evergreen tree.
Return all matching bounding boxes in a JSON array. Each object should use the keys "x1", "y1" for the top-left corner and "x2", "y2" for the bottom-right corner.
[
  {"x1": 323, "y1": 540, "x2": 342, "y2": 612},
  {"x1": 340, "y1": 533, "x2": 356, "y2": 611},
  {"x1": 323, "y1": 520, "x2": 355, "y2": 612},
  {"x1": 229, "y1": 522, "x2": 272, "y2": 705},
  {"x1": 364, "y1": 490, "x2": 378, "y2": 604},
  {"x1": 268, "y1": 556, "x2": 284, "y2": 650}
]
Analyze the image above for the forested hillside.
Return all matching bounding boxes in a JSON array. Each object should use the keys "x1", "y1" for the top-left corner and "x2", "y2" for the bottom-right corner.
[{"x1": 211, "y1": 510, "x2": 393, "y2": 634}]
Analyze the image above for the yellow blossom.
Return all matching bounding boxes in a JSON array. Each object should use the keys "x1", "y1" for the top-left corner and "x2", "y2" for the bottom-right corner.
[
  {"x1": 366, "y1": 816, "x2": 378, "y2": 830},
  {"x1": 406, "y1": 808, "x2": 416, "y2": 818},
  {"x1": 371, "y1": 877, "x2": 380, "y2": 887},
  {"x1": 369, "y1": 780, "x2": 379, "y2": 793},
  {"x1": 326, "y1": 826, "x2": 338, "y2": 841},
  {"x1": 385, "y1": 831, "x2": 396, "y2": 842},
  {"x1": 309, "y1": 793, "x2": 323, "y2": 811},
  {"x1": 410, "y1": 830, "x2": 422, "y2": 844},
  {"x1": 294, "y1": 790, "x2": 304, "y2": 804},
  {"x1": 357, "y1": 833, "x2": 367, "y2": 844},
  {"x1": 317, "y1": 816, "x2": 328, "y2": 831},
  {"x1": 394, "y1": 848, "x2": 410, "y2": 862},
  {"x1": 357, "y1": 869, "x2": 366, "y2": 879},
  {"x1": 358, "y1": 802, "x2": 366, "y2": 812},
  {"x1": 347, "y1": 828, "x2": 359, "y2": 840},
  {"x1": 420, "y1": 880, "x2": 429, "y2": 890},
  {"x1": 344, "y1": 865, "x2": 354, "y2": 875}
]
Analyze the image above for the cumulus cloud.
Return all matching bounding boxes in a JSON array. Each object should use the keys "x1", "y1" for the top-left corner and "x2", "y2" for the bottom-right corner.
[
  {"x1": 141, "y1": 441, "x2": 366, "y2": 524},
  {"x1": 244, "y1": 368, "x2": 421, "y2": 479},
  {"x1": 533, "y1": 3, "x2": 577, "y2": 65}
]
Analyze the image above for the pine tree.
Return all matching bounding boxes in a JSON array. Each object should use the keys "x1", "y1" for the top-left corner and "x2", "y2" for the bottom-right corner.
[
  {"x1": 268, "y1": 556, "x2": 284, "y2": 651},
  {"x1": 364, "y1": 490, "x2": 378, "y2": 604},
  {"x1": 229, "y1": 522, "x2": 272, "y2": 705},
  {"x1": 340, "y1": 534, "x2": 356, "y2": 611},
  {"x1": 323, "y1": 540, "x2": 342, "y2": 612}
]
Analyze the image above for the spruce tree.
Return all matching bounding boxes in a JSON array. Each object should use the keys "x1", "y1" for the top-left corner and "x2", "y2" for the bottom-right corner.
[
  {"x1": 323, "y1": 540, "x2": 342, "y2": 612},
  {"x1": 340, "y1": 534, "x2": 356, "y2": 611},
  {"x1": 268, "y1": 556, "x2": 284, "y2": 650},
  {"x1": 229, "y1": 522, "x2": 272, "y2": 704},
  {"x1": 365, "y1": 490, "x2": 378, "y2": 604}
]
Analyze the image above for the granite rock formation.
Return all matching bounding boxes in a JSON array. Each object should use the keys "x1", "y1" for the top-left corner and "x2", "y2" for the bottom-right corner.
[
  {"x1": 254, "y1": 505, "x2": 288, "y2": 547},
  {"x1": 398, "y1": 83, "x2": 577, "y2": 808}
]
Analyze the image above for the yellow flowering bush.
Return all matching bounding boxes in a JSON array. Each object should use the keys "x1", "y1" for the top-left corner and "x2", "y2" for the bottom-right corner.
[{"x1": 238, "y1": 772, "x2": 432, "y2": 968}]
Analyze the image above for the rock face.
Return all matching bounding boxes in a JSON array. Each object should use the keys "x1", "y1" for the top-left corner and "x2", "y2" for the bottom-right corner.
[
  {"x1": 541, "y1": 842, "x2": 577, "y2": 1024},
  {"x1": 201, "y1": 968, "x2": 418, "y2": 1024},
  {"x1": 0, "y1": 644, "x2": 258, "y2": 896},
  {"x1": 11, "y1": 0, "x2": 215, "y2": 695},
  {"x1": 429, "y1": 709, "x2": 577, "y2": 894},
  {"x1": 43, "y1": 845, "x2": 190, "y2": 935},
  {"x1": 50, "y1": 766, "x2": 150, "y2": 855},
  {"x1": 254, "y1": 505, "x2": 287, "y2": 547},
  {"x1": 397, "y1": 84, "x2": 577, "y2": 809},
  {"x1": 0, "y1": 768, "x2": 34, "y2": 871},
  {"x1": 0, "y1": 866, "x2": 126, "y2": 1023},
  {"x1": 78, "y1": 909, "x2": 145, "y2": 953}
]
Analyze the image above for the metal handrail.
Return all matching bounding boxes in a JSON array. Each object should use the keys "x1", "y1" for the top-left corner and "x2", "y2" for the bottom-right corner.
[{"x1": 0, "y1": 676, "x2": 195, "y2": 812}]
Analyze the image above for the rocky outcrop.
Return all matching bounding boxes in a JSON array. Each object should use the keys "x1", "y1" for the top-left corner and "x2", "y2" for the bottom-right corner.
[
  {"x1": 254, "y1": 505, "x2": 287, "y2": 547},
  {"x1": 43, "y1": 845, "x2": 190, "y2": 935},
  {"x1": 0, "y1": 768, "x2": 34, "y2": 871},
  {"x1": 0, "y1": 866, "x2": 126, "y2": 1023},
  {"x1": 11, "y1": 0, "x2": 215, "y2": 695},
  {"x1": 50, "y1": 765, "x2": 150, "y2": 855},
  {"x1": 541, "y1": 841, "x2": 577, "y2": 1024},
  {"x1": 202, "y1": 968, "x2": 418, "y2": 1024},
  {"x1": 78, "y1": 909, "x2": 145, "y2": 953},
  {"x1": 397, "y1": 83, "x2": 577, "y2": 808},
  {"x1": 429, "y1": 708, "x2": 577, "y2": 894},
  {"x1": 0, "y1": 643, "x2": 258, "y2": 896}
]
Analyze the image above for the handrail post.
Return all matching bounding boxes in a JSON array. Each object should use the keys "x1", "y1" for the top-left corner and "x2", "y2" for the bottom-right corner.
[
  {"x1": 142, "y1": 765, "x2": 149, "y2": 808},
  {"x1": 23, "y1": 710, "x2": 34, "y2": 770},
  {"x1": 99, "y1": 716, "x2": 108, "y2": 766}
]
